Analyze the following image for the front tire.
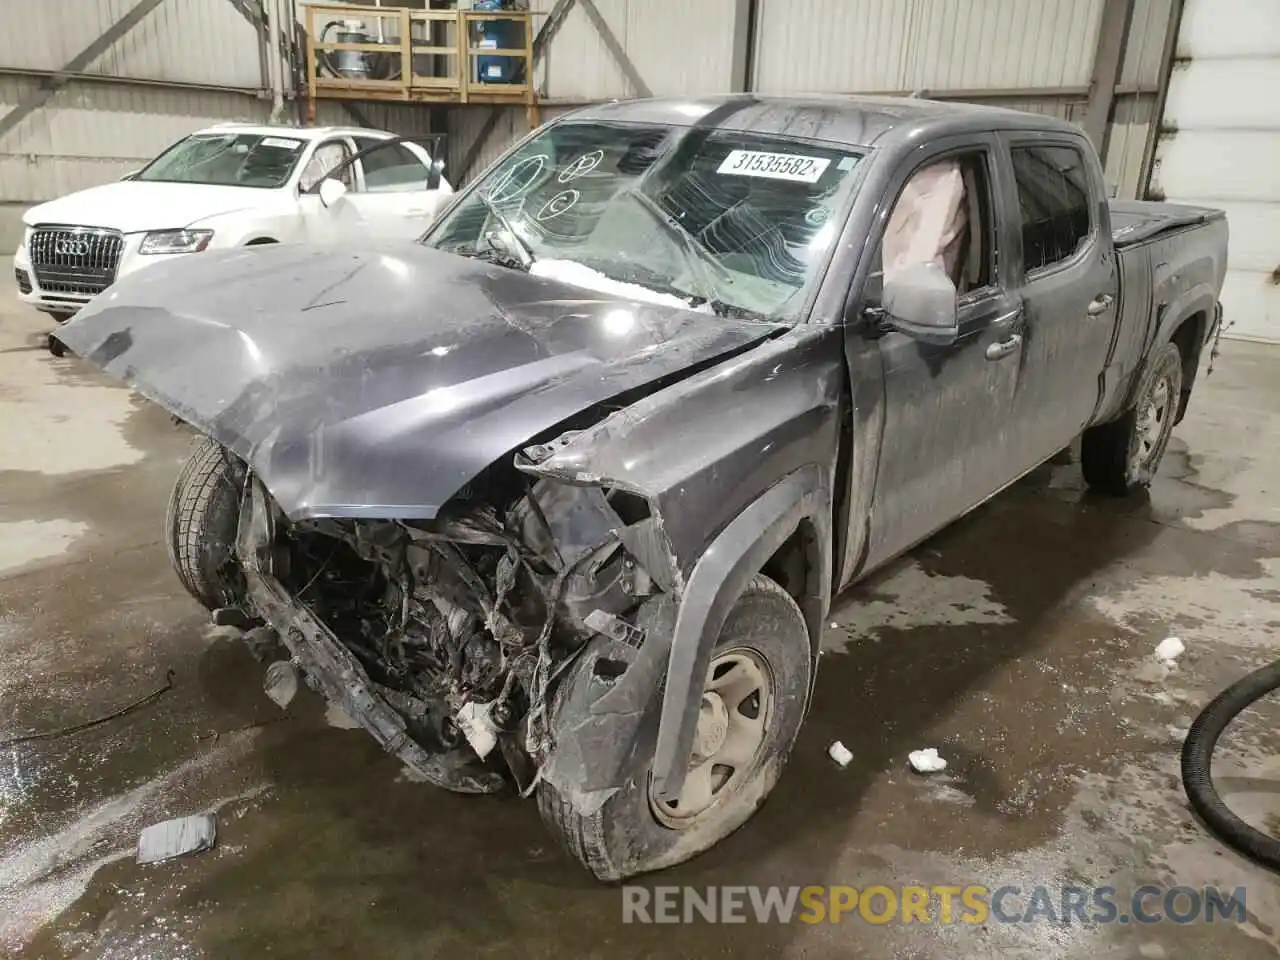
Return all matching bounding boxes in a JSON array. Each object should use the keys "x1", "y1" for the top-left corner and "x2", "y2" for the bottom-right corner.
[
  {"x1": 166, "y1": 436, "x2": 248, "y2": 611},
  {"x1": 538, "y1": 574, "x2": 812, "y2": 881},
  {"x1": 1081, "y1": 340, "x2": 1184, "y2": 496}
]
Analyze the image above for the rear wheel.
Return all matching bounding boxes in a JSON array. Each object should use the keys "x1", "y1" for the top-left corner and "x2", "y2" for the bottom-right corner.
[
  {"x1": 1081, "y1": 341, "x2": 1183, "y2": 496},
  {"x1": 538, "y1": 574, "x2": 811, "y2": 881},
  {"x1": 166, "y1": 436, "x2": 248, "y2": 610}
]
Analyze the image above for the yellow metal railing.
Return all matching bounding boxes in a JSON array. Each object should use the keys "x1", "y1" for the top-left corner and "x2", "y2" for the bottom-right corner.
[{"x1": 302, "y1": 3, "x2": 538, "y2": 119}]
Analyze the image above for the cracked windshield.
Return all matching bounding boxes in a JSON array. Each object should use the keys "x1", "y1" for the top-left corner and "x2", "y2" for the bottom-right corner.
[{"x1": 424, "y1": 120, "x2": 865, "y2": 320}]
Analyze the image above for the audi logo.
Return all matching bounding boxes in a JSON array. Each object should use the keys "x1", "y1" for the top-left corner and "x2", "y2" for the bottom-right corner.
[{"x1": 55, "y1": 239, "x2": 91, "y2": 256}]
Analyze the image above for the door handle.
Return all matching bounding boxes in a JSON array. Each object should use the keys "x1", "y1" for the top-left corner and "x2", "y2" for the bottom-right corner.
[
  {"x1": 1087, "y1": 293, "x2": 1115, "y2": 316},
  {"x1": 985, "y1": 334, "x2": 1022, "y2": 361}
]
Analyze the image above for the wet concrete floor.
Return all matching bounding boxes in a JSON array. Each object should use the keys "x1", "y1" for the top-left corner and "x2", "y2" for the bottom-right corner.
[{"x1": 2, "y1": 270, "x2": 1279, "y2": 958}]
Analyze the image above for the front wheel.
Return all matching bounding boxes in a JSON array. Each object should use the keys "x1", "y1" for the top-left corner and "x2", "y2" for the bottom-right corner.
[
  {"x1": 166, "y1": 436, "x2": 248, "y2": 611},
  {"x1": 1081, "y1": 340, "x2": 1184, "y2": 496},
  {"x1": 538, "y1": 574, "x2": 812, "y2": 881}
]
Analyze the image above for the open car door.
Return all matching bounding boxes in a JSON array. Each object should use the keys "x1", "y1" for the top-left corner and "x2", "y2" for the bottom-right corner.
[{"x1": 305, "y1": 135, "x2": 453, "y2": 242}]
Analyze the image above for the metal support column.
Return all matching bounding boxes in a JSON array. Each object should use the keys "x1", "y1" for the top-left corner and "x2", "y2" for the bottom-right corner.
[
  {"x1": 0, "y1": 0, "x2": 171, "y2": 143},
  {"x1": 728, "y1": 0, "x2": 757, "y2": 93},
  {"x1": 1082, "y1": 0, "x2": 1137, "y2": 155},
  {"x1": 1137, "y1": 0, "x2": 1187, "y2": 198}
]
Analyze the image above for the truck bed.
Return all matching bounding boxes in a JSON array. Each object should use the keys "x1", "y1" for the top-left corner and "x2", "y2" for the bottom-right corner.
[
  {"x1": 1101, "y1": 200, "x2": 1229, "y2": 423},
  {"x1": 1110, "y1": 199, "x2": 1226, "y2": 249}
]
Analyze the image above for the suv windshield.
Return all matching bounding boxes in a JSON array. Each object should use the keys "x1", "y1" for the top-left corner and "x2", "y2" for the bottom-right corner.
[
  {"x1": 423, "y1": 120, "x2": 865, "y2": 320},
  {"x1": 136, "y1": 132, "x2": 308, "y2": 189}
]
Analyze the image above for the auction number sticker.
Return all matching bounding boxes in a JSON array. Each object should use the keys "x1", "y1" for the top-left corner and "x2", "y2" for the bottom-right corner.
[{"x1": 717, "y1": 150, "x2": 831, "y2": 183}]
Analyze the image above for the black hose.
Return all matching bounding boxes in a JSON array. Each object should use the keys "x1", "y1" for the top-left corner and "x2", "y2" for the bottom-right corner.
[{"x1": 1181, "y1": 658, "x2": 1280, "y2": 870}]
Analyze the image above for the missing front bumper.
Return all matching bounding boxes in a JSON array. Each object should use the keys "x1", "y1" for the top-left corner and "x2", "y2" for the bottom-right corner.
[{"x1": 234, "y1": 478, "x2": 506, "y2": 794}]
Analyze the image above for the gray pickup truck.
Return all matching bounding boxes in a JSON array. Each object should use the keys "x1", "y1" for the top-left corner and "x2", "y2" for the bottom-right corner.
[{"x1": 59, "y1": 95, "x2": 1227, "y2": 881}]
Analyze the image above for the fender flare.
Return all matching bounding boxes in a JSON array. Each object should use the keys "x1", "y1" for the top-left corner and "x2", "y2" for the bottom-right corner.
[
  {"x1": 651, "y1": 463, "x2": 831, "y2": 801},
  {"x1": 1116, "y1": 284, "x2": 1217, "y2": 416},
  {"x1": 1156, "y1": 284, "x2": 1216, "y2": 349}
]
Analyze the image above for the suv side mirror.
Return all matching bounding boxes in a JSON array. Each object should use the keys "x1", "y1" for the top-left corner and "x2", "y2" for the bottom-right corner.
[
  {"x1": 318, "y1": 177, "x2": 348, "y2": 208},
  {"x1": 427, "y1": 158, "x2": 444, "y2": 191},
  {"x1": 881, "y1": 262, "x2": 959, "y2": 346}
]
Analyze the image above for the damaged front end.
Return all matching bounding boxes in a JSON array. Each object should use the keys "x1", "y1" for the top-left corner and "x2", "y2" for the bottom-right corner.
[{"x1": 234, "y1": 455, "x2": 674, "y2": 808}]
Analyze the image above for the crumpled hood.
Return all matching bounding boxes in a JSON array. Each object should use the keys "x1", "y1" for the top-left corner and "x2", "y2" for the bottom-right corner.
[
  {"x1": 23, "y1": 181, "x2": 267, "y2": 234},
  {"x1": 58, "y1": 242, "x2": 780, "y2": 520}
]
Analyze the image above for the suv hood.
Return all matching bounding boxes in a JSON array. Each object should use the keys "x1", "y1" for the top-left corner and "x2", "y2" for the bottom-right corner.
[
  {"x1": 58, "y1": 243, "x2": 779, "y2": 520},
  {"x1": 23, "y1": 181, "x2": 268, "y2": 234}
]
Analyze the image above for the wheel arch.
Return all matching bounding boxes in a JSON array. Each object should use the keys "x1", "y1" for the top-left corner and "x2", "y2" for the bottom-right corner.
[
  {"x1": 650, "y1": 463, "x2": 831, "y2": 802},
  {"x1": 1152, "y1": 285, "x2": 1216, "y2": 423}
]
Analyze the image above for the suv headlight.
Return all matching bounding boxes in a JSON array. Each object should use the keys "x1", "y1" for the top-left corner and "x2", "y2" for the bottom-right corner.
[{"x1": 139, "y1": 229, "x2": 213, "y2": 255}]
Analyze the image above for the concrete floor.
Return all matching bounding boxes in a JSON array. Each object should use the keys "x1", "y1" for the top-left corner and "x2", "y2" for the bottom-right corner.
[{"x1": 2, "y1": 264, "x2": 1280, "y2": 959}]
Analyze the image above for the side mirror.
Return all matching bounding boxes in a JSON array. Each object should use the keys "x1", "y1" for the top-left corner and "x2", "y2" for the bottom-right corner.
[
  {"x1": 427, "y1": 158, "x2": 443, "y2": 191},
  {"x1": 881, "y1": 262, "x2": 959, "y2": 346},
  {"x1": 318, "y1": 177, "x2": 348, "y2": 208}
]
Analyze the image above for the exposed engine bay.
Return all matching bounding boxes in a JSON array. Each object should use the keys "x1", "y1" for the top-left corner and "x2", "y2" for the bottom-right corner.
[{"x1": 236, "y1": 454, "x2": 675, "y2": 797}]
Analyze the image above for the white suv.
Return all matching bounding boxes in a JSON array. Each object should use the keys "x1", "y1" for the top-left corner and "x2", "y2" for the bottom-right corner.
[{"x1": 14, "y1": 123, "x2": 453, "y2": 334}]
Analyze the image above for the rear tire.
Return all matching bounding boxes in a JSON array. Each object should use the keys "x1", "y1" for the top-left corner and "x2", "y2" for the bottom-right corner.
[
  {"x1": 538, "y1": 574, "x2": 811, "y2": 881},
  {"x1": 166, "y1": 436, "x2": 248, "y2": 611},
  {"x1": 1081, "y1": 340, "x2": 1184, "y2": 496}
]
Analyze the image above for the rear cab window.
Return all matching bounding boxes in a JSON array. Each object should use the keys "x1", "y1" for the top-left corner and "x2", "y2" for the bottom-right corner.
[{"x1": 1009, "y1": 144, "x2": 1093, "y2": 274}]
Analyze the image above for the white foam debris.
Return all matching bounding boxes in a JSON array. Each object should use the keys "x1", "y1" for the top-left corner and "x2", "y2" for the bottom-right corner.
[
  {"x1": 908, "y1": 748, "x2": 948, "y2": 774},
  {"x1": 136, "y1": 815, "x2": 217, "y2": 865},
  {"x1": 1154, "y1": 636, "x2": 1185, "y2": 665},
  {"x1": 456, "y1": 700, "x2": 499, "y2": 760},
  {"x1": 530, "y1": 259, "x2": 697, "y2": 311},
  {"x1": 830, "y1": 622, "x2": 839, "y2": 629},
  {"x1": 827, "y1": 741, "x2": 853, "y2": 767}
]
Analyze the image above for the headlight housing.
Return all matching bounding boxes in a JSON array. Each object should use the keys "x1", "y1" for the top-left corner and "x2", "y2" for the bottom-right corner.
[{"x1": 139, "y1": 229, "x2": 213, "y2": 255}]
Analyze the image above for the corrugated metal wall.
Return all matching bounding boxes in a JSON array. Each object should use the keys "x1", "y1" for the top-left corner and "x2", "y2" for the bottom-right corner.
[
  {"x1": 0, "y1": 0, "x2": 262, "y2": 90},
  {"x1": 753, "y1": 0, "x2": 1105, "y2": 93},
  {"x1": 529, "y1": 0, "x2": 743, "y2": 100}
]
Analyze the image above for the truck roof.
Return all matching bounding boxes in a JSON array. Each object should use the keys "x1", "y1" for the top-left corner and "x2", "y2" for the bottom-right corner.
[{"x1": 569, "y1": 94, "x2": 1085, "y2": 150}]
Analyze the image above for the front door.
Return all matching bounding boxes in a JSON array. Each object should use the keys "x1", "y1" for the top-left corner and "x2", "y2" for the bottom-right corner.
[
  {"x1": 298, "y1": 137, "x2": 356, "y2": 244},
  {"x1": 1000, "y1": 136, "x2": 1120, "y2": 466},
  {"x1": 345, "y1": 137, "x2": 452, "y2": 240},
  {"x1": 854, "y1": 138, "x2": 1031, "y2": 574}
]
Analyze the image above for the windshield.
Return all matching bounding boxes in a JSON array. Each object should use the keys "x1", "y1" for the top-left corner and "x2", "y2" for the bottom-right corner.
[
  {"x1": 136, "y1": 133, "x2": 308, "y2": 188},
  {"x1": 423, "y1": 120, "x2": 865, "y2": 320}
]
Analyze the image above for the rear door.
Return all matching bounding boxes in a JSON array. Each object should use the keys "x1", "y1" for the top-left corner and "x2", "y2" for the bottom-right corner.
[
  {"x1": 1000, "y1": 135, "x2": 1120, "y2": 466},
  {"x1": 855, "y1": 135, "x2": 1030, "y2": 573}
]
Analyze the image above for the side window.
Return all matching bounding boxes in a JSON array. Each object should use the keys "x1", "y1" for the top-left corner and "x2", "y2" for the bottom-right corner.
[
  {"x1": 1010, "y1": 145, "x2": 1091, "y2": 274},
  {"x1": 352, "y1": 137, "x2": 432, "y2": 193},
  {"x1": 298, "y1": 140, "x2": 353, "y2": 192},
  {"x1": 880, "y1": 152, "x2": 994, "y2": 296}
]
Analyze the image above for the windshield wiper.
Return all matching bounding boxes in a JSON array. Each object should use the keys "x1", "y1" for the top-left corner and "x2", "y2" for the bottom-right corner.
[
  {"x1": 477, "y1": 190, "x2": 535, "y2": 271},
  {"x1": 623, "y1": 187, "x2": 737, "y2": 310}
]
